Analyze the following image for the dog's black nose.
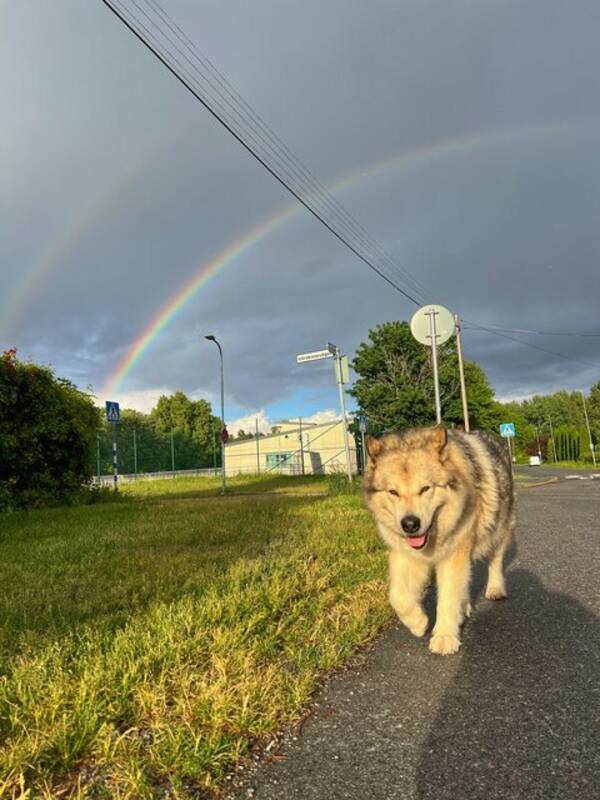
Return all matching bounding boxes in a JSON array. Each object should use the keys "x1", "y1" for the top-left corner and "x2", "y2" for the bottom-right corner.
[{"x1": 401, "y1": 514, "x2": 421, "y2": 534}]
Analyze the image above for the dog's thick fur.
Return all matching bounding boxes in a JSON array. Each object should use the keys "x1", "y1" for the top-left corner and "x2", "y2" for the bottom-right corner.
[{"x1": 364, "y1": 425, "x2": 515, "y2": 655}]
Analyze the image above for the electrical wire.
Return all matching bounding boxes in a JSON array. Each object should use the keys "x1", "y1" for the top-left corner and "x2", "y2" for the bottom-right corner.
[
  {"x1": 101, "y1": 0, "x2": 425, "y2": 306},
  {"x1": 101, "y1": 1, "x2": 598, "y2": 372},
  {"x1": 461, "y1": 324, "x2": 600, "y2": 338},
  {"x1": 141, "y1": 0, "x2": 431, "y2": 303},
  {"x1": 461, "y1": 318, "x2": 600, "y2": 370}
]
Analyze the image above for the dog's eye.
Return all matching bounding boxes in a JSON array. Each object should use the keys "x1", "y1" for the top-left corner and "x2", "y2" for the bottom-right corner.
[
  {"x1": 419, "y1": 485, "x2": 432, "y2": 495},
  {"x1": 388, "y1": 489, "x2": 399, "y2": 497}
]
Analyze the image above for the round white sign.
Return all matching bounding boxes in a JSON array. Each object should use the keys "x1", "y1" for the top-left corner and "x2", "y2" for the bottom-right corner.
[{"x1": 410, "y1": 305, "x2": 456, "y2": 347}]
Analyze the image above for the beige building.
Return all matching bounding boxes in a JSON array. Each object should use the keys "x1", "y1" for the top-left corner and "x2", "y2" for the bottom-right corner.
[{"x1": 224, "y1": 418, "x2": 358, "y2": 476}]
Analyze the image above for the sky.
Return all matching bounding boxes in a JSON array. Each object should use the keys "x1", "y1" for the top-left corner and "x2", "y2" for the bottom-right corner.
[{"x1": 2, "y1": 0, "x2": 600, "y2": 432}]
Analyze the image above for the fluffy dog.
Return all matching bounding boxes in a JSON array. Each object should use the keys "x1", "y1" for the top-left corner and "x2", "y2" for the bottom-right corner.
[{"x1": 364, "y1": 425, "x2": 515, "y2": 655}]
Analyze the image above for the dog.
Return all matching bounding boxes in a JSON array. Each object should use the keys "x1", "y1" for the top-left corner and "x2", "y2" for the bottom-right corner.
[{"x1": 364, "y1": 425, "x2": 515, "y2": 655}]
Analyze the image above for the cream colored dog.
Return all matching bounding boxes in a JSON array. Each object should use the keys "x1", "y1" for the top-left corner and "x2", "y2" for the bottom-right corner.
[{"x1": 364, "y1": 426, "x2": 515, "y2": 655}]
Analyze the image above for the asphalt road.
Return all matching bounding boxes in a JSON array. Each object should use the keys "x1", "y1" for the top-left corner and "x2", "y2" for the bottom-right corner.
[
  {"x1": 232, "y1": 480, "x2": 600, "y2": 800},
  {"x1": 515, "y1": 465, "x2": 600, "y2": 480}
]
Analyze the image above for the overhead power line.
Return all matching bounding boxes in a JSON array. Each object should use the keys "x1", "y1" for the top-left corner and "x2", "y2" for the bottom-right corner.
[
  {"x1": 100, "y1": 0, "x2": 597, "y2": 372},
  {"x1": 462, "y1": 319, "x2": 600, "y2": 370},
  {"x1": 100, "y1": 0, "x2": 425, "y2": 307},
  {"x1": 142, "y1": 0, "x2": 431, "y2": 304},
  {"x1": 462, "y1": 324, "x2": 600, "y2": 338}
]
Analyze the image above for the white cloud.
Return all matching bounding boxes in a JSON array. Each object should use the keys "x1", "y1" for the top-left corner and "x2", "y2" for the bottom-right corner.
[
  {"x1": 296, "y1": 409, "x2": 340, "y2": 426},
  {"x1": 96, "y1": 387, "x2": 173, "y2": 415},
  {"x1": 228, "y1": 409, "x2": 271, "y2": 435},
  {"x1": 228, "y1": 407, "x2": 345, "y2": 435}
]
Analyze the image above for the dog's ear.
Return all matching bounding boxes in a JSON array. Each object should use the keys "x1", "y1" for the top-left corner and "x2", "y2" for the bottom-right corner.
[
  {"x1": 365, "y1": 435, "x2": 382, "y2": 463},
  {"x1": 429, "y1": 425, "x2": 448, "y2": 454}
]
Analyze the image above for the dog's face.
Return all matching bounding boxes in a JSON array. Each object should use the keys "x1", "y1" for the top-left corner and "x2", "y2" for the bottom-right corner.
[{"x1": 365, "y1": 427, "x2": 458, "y2": 551}]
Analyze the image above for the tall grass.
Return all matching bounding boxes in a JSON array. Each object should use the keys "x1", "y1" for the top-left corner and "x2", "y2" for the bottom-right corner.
[{"x1": 0, "y1": 478, "x2": 387, "y2": 798}]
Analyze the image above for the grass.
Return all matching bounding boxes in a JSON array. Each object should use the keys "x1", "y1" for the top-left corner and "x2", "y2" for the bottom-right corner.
[
  {"x1": 119, "y1": 472, "x2": 329, "y2": 500},
  {"x1": 538, "y1": 461, "x2": 599, "y2": 471},
  {"x1": 0, "y1": 474, "x2": 389, "y2": 798}
]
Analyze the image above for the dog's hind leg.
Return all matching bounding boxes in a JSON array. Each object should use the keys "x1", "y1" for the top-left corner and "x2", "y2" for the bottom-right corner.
[
  {"x1": 485, "y1": 530, "x2": 512, "y2": 600},
  {"x1": 430, "y1": 543, "x2": 472, "y2": 655},
  {"x1": 388, "y1": 551, "x2": 431, "y2": 638}
]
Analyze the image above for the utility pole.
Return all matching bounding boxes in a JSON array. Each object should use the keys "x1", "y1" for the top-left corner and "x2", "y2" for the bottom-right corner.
[
  {"x1": 255, "y1": 417, "x2": 261, "y2": 473},
  {"x1": 170, "y1": 430, "x2": 175, "y2": 473},
  {"x1": 298, "y1": 416, "x2": 305, "y2": 475},
  {"x1": 547, "y1": 417, "x2": 558, "y2": 463},
  {"x1": 454, "y1": 314, "x2": 470, "y2": 432},
  {"x1": 133, "y1": 429, "x2": 138, "y2": 474},
  {"x1": 534, "y1": 425, "x2": 542, "y2": 461},
  {"x1": 580, "y1": 391, "x2": 597, "y2": 467},
  {"x1": 96, "y1": 433, "x2": 101, "y2": 478}
]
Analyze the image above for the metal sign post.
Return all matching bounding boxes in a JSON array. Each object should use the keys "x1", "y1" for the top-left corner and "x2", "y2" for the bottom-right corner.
[
  {"x1": 499, "y1": 423, "x2": 516, "y2": 474},
  {"x1": 296, "y1": 344, "x2": 353, "y2": 480},
  {"x1": 358, "y1": 415, "x2": 367, "y2": 473},
  {"x1": 105, "y1": 401, "x2": 120, "y2": 490},
  {"x1": 410, "y1": 305, "x2": 456, "y2": 426},
  {"x1": 428, "y1": 311, "x2": 442, "y2": 424}
]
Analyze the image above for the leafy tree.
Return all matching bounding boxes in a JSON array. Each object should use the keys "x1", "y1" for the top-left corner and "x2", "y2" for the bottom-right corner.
[
  {"x1": 0, "y1": 349, "x2": 101, "y2": 510},
  {"x1": 350, "y1": 321, "x2": 496, "y2": 432},
  {"x1": 491, "y1": 401, "x2": 535, "y2": 461},
  {"x1": 233, "y1": 429, "x2": 254, "y2": 440},
  {"x1": 150, "y1": 391, "x2": 221, "y2": 459},
  {"x1": 96, "y1": 398, "x2": 222, "y2": 474}
]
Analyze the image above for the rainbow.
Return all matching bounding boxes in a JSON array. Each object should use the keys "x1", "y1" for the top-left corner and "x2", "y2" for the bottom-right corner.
[
  {"x1": 1, "y1": 136, "x2": 173, "y2": 333},
  {"x1": 97, "y1": 120, "x2": 599, "y2": 400}
]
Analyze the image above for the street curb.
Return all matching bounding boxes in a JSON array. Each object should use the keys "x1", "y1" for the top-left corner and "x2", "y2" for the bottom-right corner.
[{"x1": 517, "y1": 477, "x2": 559, "y2": 489}]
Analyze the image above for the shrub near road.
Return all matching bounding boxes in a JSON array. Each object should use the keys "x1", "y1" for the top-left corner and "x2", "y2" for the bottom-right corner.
[
  {"x1": 0, "y1": 349, "x2": 100, "y2": 510},
  {"x1": 0, "y1": 477, "x2": 388, "y2": 798}
]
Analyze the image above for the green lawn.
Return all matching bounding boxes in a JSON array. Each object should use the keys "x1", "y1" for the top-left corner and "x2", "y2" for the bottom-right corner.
[
  {"x1": 119, "y1": 471, "x2": 329, "y2": 499},
  {"x1": 0, "y1": 475, "x2": 388, "y2": 798}
]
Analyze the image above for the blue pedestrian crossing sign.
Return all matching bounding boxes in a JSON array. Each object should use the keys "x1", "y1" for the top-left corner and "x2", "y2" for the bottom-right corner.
[
  {"x1": 358, "y1": 415, "x2": 367, "y2": 433},
  {"x1": 499, "y1": 422, "x2": 515, "y2": 438},
  {"x1": 105, "y1": 401, "x2": 120, "y2": 423}
]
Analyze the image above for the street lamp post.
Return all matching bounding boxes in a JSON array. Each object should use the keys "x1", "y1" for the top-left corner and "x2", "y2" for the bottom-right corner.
[{"x1": 205, "y1": 335, "x2": 226, "y2": 494}]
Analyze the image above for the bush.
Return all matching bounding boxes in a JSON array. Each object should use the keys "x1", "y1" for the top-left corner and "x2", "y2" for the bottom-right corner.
[{"x1": 0, "y1": 349, "x2": 101, "y2": 510}]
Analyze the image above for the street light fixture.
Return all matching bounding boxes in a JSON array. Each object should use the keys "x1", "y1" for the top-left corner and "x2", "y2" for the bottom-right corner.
[{"x1": 204, "y1": 335, "x2": 226, "y2": 494}]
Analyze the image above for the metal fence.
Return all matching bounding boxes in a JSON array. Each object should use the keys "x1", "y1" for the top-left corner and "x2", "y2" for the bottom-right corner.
[
  {"x1": 93, "y1": 467, "x2": 220, "y2": 486},
  {"x1": 93, "y1": 427, "x2": 219, "y2": 477}
]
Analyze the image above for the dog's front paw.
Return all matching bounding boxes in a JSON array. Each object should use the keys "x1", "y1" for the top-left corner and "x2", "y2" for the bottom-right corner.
[
  {"x1": 429, "y1": 634, "x2": 461, "y2": 655},
  {"x1": 401, "y1": 607, "x2": 428, "y2": 638}
]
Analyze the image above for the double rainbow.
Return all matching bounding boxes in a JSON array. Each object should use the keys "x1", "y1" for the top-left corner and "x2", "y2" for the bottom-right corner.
[{"x1": 14, "y1": 121, "x2": 593, "y2": 401}]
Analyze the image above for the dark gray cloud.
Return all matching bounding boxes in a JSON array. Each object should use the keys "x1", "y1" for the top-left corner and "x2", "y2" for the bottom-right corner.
[{"x1": 2, "y1": 0, "x2": 599, "y2": 419}]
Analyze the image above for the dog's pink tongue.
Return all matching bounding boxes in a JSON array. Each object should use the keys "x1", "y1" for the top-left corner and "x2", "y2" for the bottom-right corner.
[{"x1": 408, "y1": 535, "x2": 426, "y2": 549}]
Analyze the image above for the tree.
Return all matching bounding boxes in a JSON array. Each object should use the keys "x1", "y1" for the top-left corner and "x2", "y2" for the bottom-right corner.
[
  {"x1": 350, "y1": 321, "x2": 496, "y2": 432},
  {"x1": 0, "y1": 349, "x2": 100, "y2": 510},
  {"x1": 233, "y1": 429, "x2": 254, "y2": 440},
  {"x1": 491, "y1": 401, "x2": 535, "y2": 461},
  {"x1": 150, "y1": 391, "x2": 221, "y2": 459}
]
